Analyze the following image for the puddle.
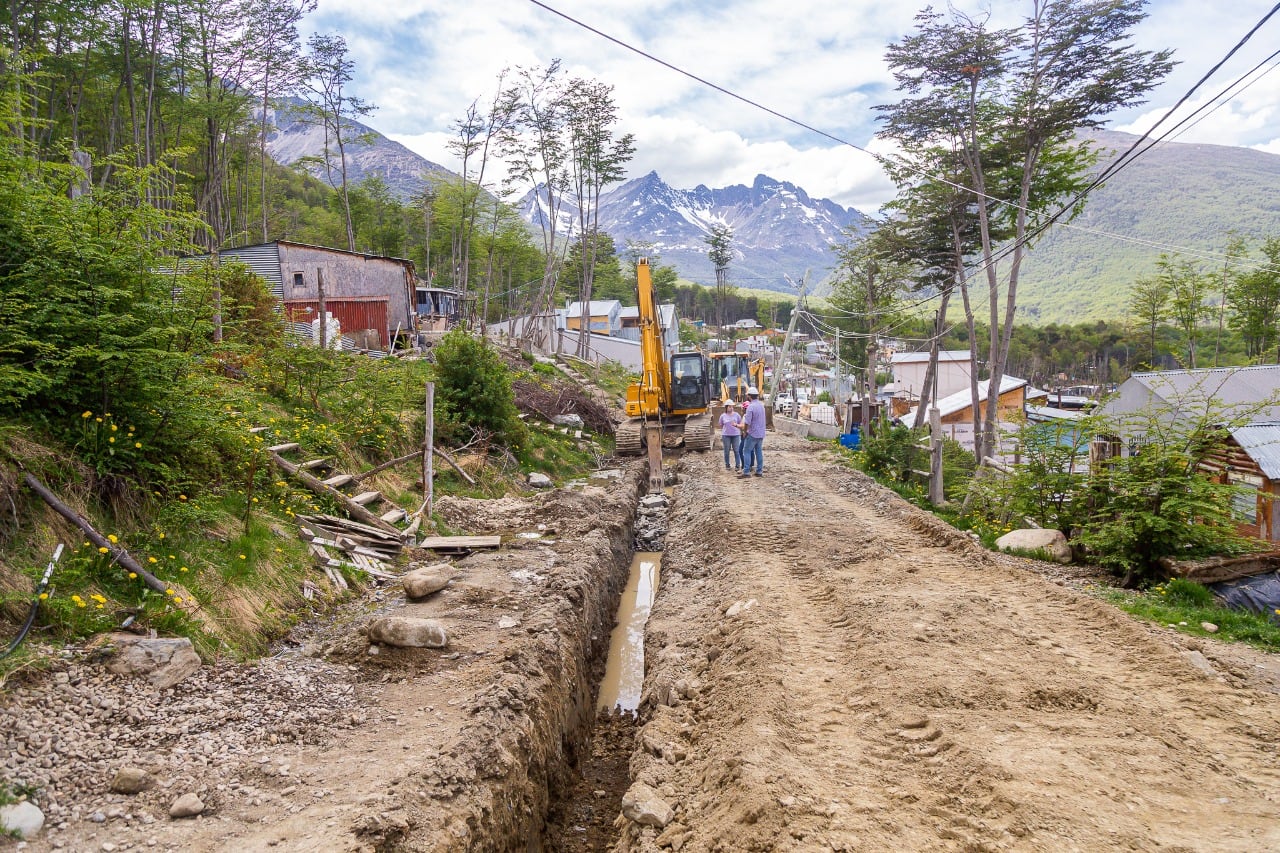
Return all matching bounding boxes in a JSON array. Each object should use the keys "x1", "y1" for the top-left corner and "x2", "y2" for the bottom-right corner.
[{"x1": 596, "y1": 551, "x2": 662, "y2": 713}]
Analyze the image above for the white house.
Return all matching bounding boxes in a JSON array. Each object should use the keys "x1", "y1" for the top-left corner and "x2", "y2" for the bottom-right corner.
[{"x1": 889, "y1": 350, "x2": 975, "y2": 403}]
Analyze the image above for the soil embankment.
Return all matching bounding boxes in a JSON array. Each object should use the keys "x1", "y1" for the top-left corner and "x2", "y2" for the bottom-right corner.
[
  {"x1": 2, "y1": 474, "x2": 643, "y2": 852},
  {"x1": 619, "y1": 433, "x2": 1280, "y2": 851}
]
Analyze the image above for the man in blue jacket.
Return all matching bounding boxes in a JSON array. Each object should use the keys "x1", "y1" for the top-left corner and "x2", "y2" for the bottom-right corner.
[{"x1": 739, "y1": 387, "x2": 767, "y2": 478}]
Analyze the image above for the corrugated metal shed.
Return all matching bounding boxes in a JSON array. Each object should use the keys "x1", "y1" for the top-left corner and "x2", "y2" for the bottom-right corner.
[
  {"x1": 1231, "y1": 422, "x2": 1280, "y2": 480},
  {"x1": 219, "y1": 244, "x2": 284, "y2": 299}
]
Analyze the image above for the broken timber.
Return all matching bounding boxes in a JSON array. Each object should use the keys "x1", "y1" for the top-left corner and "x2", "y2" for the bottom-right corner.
[
  {"x1": 270, "y1": 451, "x2": 403, "y2": 538},
  {"x1": 418, "y1": 535, "x2": 501, "y2": 555}
]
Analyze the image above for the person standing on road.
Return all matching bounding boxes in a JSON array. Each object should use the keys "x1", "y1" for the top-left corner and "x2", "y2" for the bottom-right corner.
[
  {"x1": 718, "y1": 400, "x2": 743, "y2": 471},
  {"x1": 739, "y1": 387, "x2": 767, "y2": 478}
]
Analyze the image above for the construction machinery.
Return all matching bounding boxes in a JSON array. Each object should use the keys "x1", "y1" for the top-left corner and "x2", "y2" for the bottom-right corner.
[
  {"x1": 617, "y1": 258, "x2": 714, "y2": 489},
  {"x1": 707, "y1": 350, "x2": 773, "y2": 428}
]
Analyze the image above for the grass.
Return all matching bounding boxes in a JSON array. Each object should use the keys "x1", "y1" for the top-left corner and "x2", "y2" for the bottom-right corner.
[{"x1": 1097, "y1": 577, "x2": 1280, "y2": 653}]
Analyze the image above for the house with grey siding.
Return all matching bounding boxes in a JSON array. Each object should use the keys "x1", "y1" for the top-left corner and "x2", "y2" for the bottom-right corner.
[{"x1": 215, "y1": 241, "x2": 417, "y2": 350}]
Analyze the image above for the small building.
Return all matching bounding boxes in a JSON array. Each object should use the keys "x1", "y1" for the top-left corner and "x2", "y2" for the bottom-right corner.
[
  {"x1": 1198, "y1": 423, "x2": 1280, "y2": 543},
  {"x1": 890, "y1": 350, "x2": 974, "y2": 403},
  {"x1": 216, "y1": 241, "x2": 416, "y2": 350},
  {"x1": 565, "y1": 300, "x2": 622, "y2": 336},
  {"x1": 1100, "y1": 366, "x2": 1280, "y2": 427},
  {"x1": 904, "y1": 375, "x2": 1047, "y2": 461},
  {"x1": 618, "y1": 303, "x2": 679, "y2": 350},
  {"x1": 415, "y1": 286, "x2": 464, "y2": 334}
]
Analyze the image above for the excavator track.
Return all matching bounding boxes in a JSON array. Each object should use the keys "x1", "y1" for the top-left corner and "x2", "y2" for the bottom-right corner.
[
  {"x1": 615, "y1": 418, "x2": 643, "y2": 456},
  {"x1": 682, "y1": 413, "x2": 713, "y2": 451}
]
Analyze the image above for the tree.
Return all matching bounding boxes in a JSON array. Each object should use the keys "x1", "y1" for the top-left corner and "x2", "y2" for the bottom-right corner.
[
  {"x1": 563, "y1": 77, "x2": 634, "y2": 356},
  {"x1": 1227, "y1": 236, "x2": 1280, "y2": 361},
  {"x1": 1160, "y1": 255, "x2": 1212, "y2": 368},
  {"x1": 300, "y1": 32, "x2": 375, "y2": 252},
  {"x1": 432, "y1": 330, "x2": 525, "y2": 446},
  {"x1": 1129, "y1": 274, "x2": 1170, "y2": 368},
  {"x1": 879, "y1": 0, "x2": 1173, "y2": 460},
  {"x1": 705, "y1": 223, "x2": 734, "y2": 328}
]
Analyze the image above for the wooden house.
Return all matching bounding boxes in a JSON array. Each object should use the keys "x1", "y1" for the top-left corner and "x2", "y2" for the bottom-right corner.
[
  {"x1": 565, "y1": 300, "x2": 622, "y2": 336},
  {"x1": 1198, "y1": 423, "x2": 1280, "y2": 543}
]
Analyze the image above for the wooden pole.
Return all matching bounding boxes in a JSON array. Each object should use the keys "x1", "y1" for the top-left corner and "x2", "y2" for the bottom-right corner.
[
  {"x1": 424, "y1": 382, "x2": 435, "y2": 520},
  {"x1": 317, "y1": 267, "x2": 327, "y2": 350},
  {"x1": 270, "y1": 452, "x2": 402, "y2": 536},
  {"x1": 23, "y1": 473, "x2": 171, "y2": 596}
]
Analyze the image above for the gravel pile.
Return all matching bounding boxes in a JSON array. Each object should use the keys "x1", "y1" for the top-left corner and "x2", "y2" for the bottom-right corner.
[{"x1": 1, "y1": 645, "x2": 365, "y2": 834}]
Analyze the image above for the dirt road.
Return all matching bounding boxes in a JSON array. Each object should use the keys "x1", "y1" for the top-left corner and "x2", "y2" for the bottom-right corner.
[
  {"x1": 620, "y1": 433, "x2": 1280, "y2": 851},
  {"x1": 7, "y1": 431, "x2": 1280, "y2": 852}
]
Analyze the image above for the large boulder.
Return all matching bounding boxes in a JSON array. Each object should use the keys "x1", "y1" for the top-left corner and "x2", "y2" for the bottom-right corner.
[
  {"x1": 621, "y1": 782, "x2": 674, "y2": 828},
  {"x1": 0, "y1": 800, "x2": 44, "y2": 839},
  {"x1": 367, "y1": 616, "x2": 449, "y2": 648},
  {"x1": 401, "y1": 563, "x2": 454, "y2": 599},
  {"x1": 995, "y1": 528, "x2": 1072, "y2": 564},
  {"x1": 104, "y1": 634, "x2": 202, "y2": 689}
]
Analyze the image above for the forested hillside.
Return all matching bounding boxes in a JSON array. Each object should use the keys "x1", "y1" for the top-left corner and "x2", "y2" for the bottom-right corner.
[{"x1": 1017, "y1": 131, "x2": 1280, "y2": 323}]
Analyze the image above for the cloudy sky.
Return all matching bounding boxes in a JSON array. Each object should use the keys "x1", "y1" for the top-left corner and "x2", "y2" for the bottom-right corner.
[{"x1": 302, "y1": 0, "x2": 1280, "y2": 214}]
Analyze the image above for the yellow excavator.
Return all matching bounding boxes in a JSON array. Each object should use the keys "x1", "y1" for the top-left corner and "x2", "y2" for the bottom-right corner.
[
  {"x1": 707, "y1": 351, "x2": 773, "y2": 429},
  {"x1": 617, "y1": 258, "x2": 714, "y2": 490}
]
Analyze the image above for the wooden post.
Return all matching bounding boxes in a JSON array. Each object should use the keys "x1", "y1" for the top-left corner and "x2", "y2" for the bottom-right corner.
[
  {"x1": 424, "y1": 382, "x2": 435, "y2": 520},
  {"x1": 317, "y1": 267, "x2": 327, "y2": 350},
  {"x1": 929, "y1": 404, "x2": 944, "y2": 506},
  {"x1": 23, "y1": 473, "x2": 173, "y2": 597}
]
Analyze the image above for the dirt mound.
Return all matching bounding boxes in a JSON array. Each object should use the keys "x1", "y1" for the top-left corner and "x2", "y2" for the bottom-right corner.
[{"x1": 618, "y1": 433, "x2": 1280, "y2": 852}]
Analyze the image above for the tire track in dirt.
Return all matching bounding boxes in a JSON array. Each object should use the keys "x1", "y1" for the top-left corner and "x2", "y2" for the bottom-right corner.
[{"x1": 620, "y1": 434, "x2": 1280, "y2": 852}]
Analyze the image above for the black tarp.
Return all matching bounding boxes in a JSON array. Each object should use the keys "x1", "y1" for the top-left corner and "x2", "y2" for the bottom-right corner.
[{"x1": 1211, "y1": 572, "x2": 1280, "y2": 621}]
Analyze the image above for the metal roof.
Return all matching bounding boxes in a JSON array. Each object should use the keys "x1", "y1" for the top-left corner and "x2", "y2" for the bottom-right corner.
[
  {"x1": 1230, "y1": 422, "x2": 1280, "y2": 479},
  {"x1": 1123, "y1": 365, "x2": 1280, "y2": 421},
  {"x1": 904, "y1": 375, "x2": 1028, "y2": 423},
  {"x1": 890, "y1": 349, "x2": 972, "y2": 365}
]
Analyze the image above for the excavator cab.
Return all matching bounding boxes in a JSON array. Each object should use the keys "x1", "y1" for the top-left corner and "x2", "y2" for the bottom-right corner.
[{"x1": 670, "y1": 352, "x2": 711, "y2": 412}]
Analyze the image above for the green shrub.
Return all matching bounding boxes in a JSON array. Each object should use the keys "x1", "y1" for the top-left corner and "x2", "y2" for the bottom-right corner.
[{"x1": 433, "y1": 331, "x2": 526, "y2": 446}]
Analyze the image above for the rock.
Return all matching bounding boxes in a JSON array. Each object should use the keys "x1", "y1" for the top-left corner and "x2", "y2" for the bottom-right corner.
[
  {"x1": 104, "y1": 634, "x2": 202, "y2": 690},
  {"x1": 1182, "y1": 650, "x2": 1218, "y2": 678},
  {"x1": 1201, "y1": 622, "x2": 1219, "y2": 633},
  {"x1": 621, "y1": 782, "x2": 674, "y2": 828},
  {"x1": 995, "y1": 528, "x2": 1072, "y2": 564},
  {"x1": 366, "y1": 617, "x2": 449, "y2": 649},
  {"x1": 401, "y1": 563, "x2": 453, "y2": 599},
  {"x1": 725, "y1": 599, "x2": 758, "y2": 618},
  {"x1": 551, "y1": 414, "x2": 584, "y2": 429},
  {"x1": 640, "y1": 494, "x2": 668, "y2": 509},
  {"x1": 0, "y1": 800, "x2": 45, "y2": 839},
  {"x1": 110, "y1": 767, "x2": 154, "y2": 795},
  {"x1": 527, "y1": 472, "x2": 553, "y2": 489},
  {"x1": 168, "y1": 793, "x2": 205, "y2": 819}
]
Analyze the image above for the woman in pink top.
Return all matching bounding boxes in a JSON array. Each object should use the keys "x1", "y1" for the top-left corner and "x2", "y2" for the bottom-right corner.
[{"x1": 718, "y1": 401, "x2": 743, "y2": 471}]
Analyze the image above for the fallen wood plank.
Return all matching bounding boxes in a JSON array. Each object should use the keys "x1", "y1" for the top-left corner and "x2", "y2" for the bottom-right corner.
[
  {"x1": 418, "y1": 535, "x2": 501, "y2": 550},
  {"x1": 322, "y1": 473, "x2": 354, "y2": 487},
  {"x1": 302, "y1": 513, "x2": 403, "y2": 540},
  {"x1": 268, "y1": 442, "x2": 300, "y2": 453},
  {"x1": 327, "y1": 557, "x2": 398, "y2": 580},
  {"x1": 352, "y1": 450, "x2": 423, "y2": 482},
  {"x1": 380, "y1": 507, "x2": 407, "y2": 524},
  {"x1": 270, "y1": 453, "x2": 402, "y2": 537},
  {"x1": 299, "y1": 458, "x2": 329, "y2": 470},
  {"x1": 249, "y1": 426, "x2": 271, "y2": 434},
  {"x1": 350, "y1": 490, "x2": 381, "y2": 506},
  {"x1": 297, "y1": 515, "x2": 403, "y2": 547}
]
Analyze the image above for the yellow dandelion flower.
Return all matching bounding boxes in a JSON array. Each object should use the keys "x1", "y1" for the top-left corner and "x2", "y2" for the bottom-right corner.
[
  {"x1": 90, "y1": 593, "x2": 106, "y2": 603},
  {"x1": 251, "y1": 497, "x2": 258, "y2": 503},
  {"x1": 179, "y1": 494, "x2": 187, "y2": 501},
  {"x1": 98, "y1": 546, "x2": 108, "y2": 554},
  {"x1": 147, "y1": 556, "x2": 157, "y2": 564},
  {"x1": 238, "y1": 554, "x2": 246, "y2": 560},
  {"x1": 108, "y1": 437, "x2": 115, "y2": 443},
  {"x1": 180, "y1": 567, "x2": 188, "y2": 573},
  {"x1": 158, "y1": 533, "x2": 165, "y2": 539},
  {"x1": 83, "y1": 541, "x2": 90, "y2": 547},
  {"x1": 135, "y1": 442, "x2": 142, "y2": 449},
  {"x1": 110, "y1": 424, "x2": 117, "y2": 432},
  {"x1": 174, "y1": 597, "x2": 183, "y2": 604},
  {"x1": 128, "y1": 572, "x2": 137, "y2": 579},
  {"x1": 96, "y1": 603, "x2": 104, "y2": 610},
  {"x1": 165, "y1": 588, "x2": 174, "y2": 595},
  {"x1": 82, "y1": 411, "x2": 92, "y2": 418},
  {"x1": 168, "y1": 554, "x2": 175, "y2": 559},
  {"x1": 76, "y1": 600, "x2": 86, "y2": 608},
  {"x1": 38, "y1": 592, "x2": 47, "y2": 600},
  {"x1": 107, "y1": 534, "x2": 118, "y2": 543},
  {"x1": 95, "y1": 417, "x2": 103, "y2": 423}
]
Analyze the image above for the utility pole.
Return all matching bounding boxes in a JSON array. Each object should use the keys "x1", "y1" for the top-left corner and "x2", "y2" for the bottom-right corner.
[
  {"x1": 770, "y1": 271, "x2": 809, "y2": 413},
  {"x1": 317, "y1": 268, "x2": 328, "y2": 350},
  {"x1": 929, "y1": 361, "x2": 944, "y2": 506}
]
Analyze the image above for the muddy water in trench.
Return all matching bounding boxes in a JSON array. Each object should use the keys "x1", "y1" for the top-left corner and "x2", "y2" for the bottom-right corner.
[{"x1": 596, "y1": 551, "x2": 662, "y2": 712}]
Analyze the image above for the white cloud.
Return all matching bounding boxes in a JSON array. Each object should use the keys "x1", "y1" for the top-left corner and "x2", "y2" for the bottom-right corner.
[{"x1": 306, "y1": 0, "x2": 1280, "y2": 217}]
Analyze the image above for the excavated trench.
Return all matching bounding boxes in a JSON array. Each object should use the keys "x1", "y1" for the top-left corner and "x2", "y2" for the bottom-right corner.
[{"x1": 535, "y1": 473, "x2": 672, "y2": 852}]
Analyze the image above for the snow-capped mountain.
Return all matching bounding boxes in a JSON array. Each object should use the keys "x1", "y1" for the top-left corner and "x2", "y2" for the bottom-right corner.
[{"x1": 522, "y1": 171, "x2": 868, "y2": 293}]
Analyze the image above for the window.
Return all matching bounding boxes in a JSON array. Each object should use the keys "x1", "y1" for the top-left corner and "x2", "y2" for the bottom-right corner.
[{"x1": 292, "y1": 272, "x2": 305, "y2": 288}]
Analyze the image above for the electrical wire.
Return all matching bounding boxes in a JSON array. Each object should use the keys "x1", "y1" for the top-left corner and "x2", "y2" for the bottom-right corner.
[{"x1": 529, "y1": 0, "x2": 1280, "y2": 277}]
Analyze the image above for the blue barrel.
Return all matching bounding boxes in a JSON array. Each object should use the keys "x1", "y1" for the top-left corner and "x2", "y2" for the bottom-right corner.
[{"x1": 839, "y1": 426, "x2": 861, "y2": 449}]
